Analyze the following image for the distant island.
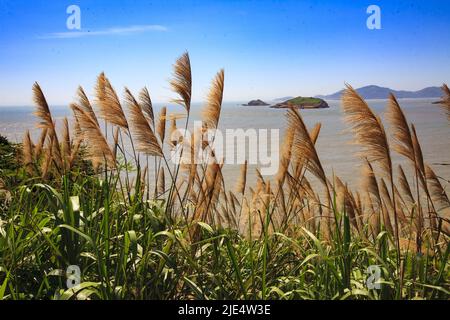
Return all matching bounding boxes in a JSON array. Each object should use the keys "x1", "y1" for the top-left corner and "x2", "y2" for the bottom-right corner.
[
  {"x1": 316, "y1": 85, "x2": 442, "y2": 100},
  {"x1": 271, "y1": 96, "x2": 329, "y2": 109},
  {"x1": 242, "y1": 99, "x2": 269, "y2": 106}
]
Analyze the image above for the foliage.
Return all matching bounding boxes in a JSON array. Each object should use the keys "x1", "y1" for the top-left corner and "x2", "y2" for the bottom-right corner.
[{"x1": 0, "y1": 54, "x2": 448, "y2": 300}]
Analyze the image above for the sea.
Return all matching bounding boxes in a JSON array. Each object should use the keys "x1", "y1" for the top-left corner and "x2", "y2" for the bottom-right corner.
[{"x1": 1, "y1": 98, "x2": 449, "y2": 191}]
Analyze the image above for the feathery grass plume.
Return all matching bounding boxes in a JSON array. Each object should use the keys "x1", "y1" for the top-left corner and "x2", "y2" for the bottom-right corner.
[
  {"x1": 113, "y1": 127, "x2": 120, "y2": 157},
  {"x1": 379, "y1": 178, "x2": 394, "y2": 211},
  {"x1": 62, "y1": 117, "x2": 71, "y2": 161},
  {"x1": 438, "y1": 84, "x2": 450, "y2": 121},
  {"x1": 95, "y1": 72, "x2": 128, "y2": 129},
  {"x1": 361, "y1": 159, "x2": 381, "y2": 236},
  {"x1": 409, "y1": 124, "x2": 439, "y2": 228},
  {"x1": 287, "y1": 109, "x2": 331, "y2": 210},
  {"x1": 285, "y1": 172, "x2": 302, "y2": 201},
  {"x1": 70, "y1": 105, "x2": 84, "y2": 166},
  {"x1": 286, "y1": 109, "x2": 328, "y2": 189},
  {"x1": 22, "y1": 130, "x2": 34, "y2": 175},
  {"x1": 96, "y1": 72, "x2": 106, "y2": 102},
  {"x1": 379, "y1": 178, "x2": 402, "y2": 226},
  {"x1": 278, "y1": 122, "x2": 319, "y2": 189},
  {"x1": 289, "y1": 121, "x2": 323, "y2": 182},
  {"x1": 342, "y1": 84, "x2": 392, "y2": 179},
  {"x1": 157, "y1": 168, "x2": 165, "y2": 196},
  {"x1": 260, "y1": 180, "x2": 272, "y2": 210},
  {"x1": 193, "y1": 162, "x2": 221, "y2": 226},
  {"x1": 387, "y1": 102, "x2": 434, "y2": 231},
  {"x1": 342, "y1": 85, "x2": 401, "y2": 250},
  {"x1": 48, "y1": 131, "x2": 63, "y2": 172},
  {"x1": 140, "y1": 165, "x2": 148, "y2": 195},
  {"x1": 255, "y1": 168, "x2": 266, "y2": 189},
  {"x1": 77, "y1": 86, "x2": 99, "y2": 126},
  {"x1": 206, "y1": 163, "x2": 223, "y2": 208},
  {"x1": 69, "y1": 115, "x2": 83, "y2": 167},
  {"x1": 410, "y1": 124, "x2": 425, "y2": 179},
  {"x1": 70, "y1": 137, "x2": 81, "y2": 167},
  {"x1": 125, "y1": 87, "x2": 163, "y2": 157},
  {"x1": 169, "y1": 118, "x2": 178, "y2": 147},
  {"x1": 202, "y1": 69, "x2": 224, "y2": 129},
  {"x1": 386, "y1": 103, "x2": 431, "y2": 206},
  {"x1": 309, "y1": 123, "x2": 322, "y2": 144},
  {"x1": 398, "y1": 165, "x2": 415, "y2": 206},
  {"x1": 226, "y1": 197, "x2": 239, "y2": 229},
  {"x1": 221, "y1": 193, "x2": 237, "y2": 229},
  {"x1": 379, "y1": 178, "x2": 408, "y2": 227},
  {"x1": 274, "y1": 182, "x2": 288, "y2": 225},
  {"x1": 41, "y1": 142, "x2": 53, "y2": 179},
  {"x1": 235, "y1": 160, "x2": 248, "y2": 194},
  {"x1": 40, "y1": 134, "x2": 60, "y2": 174},
  {"x1": 188, "y1": 182, "x2": 199, "y2": 205},
  {"x1": 393, "y1": 186, "x2": 408, "y2": 224},
  {"x1": 425, "y1": 164, "x2": 450, "y2": 212},
  {"x1": 348, "y1": 189, "x2": 363, "y2": 232},
  {"x1": 254, "y1": 177, "x2": 264, "y2": 199},
  {"x1": 335, "y1": 176, "x2": 358, "y2": 231},
  {"x1": 71, "y1": 104, "x2": 116, "y2": 168},
  {"x1": 72, "y1": 113, "x2": 82, "y2": 138},
  {"x1": 381, "y1": 202, "x2": 394, "y2": 235},
  {"x1": 32, "y1": 82, "x2": 56, "y2": 134},
  {"x1": 33, "y1": 83, "x2": 62, "y2": 166},
  {"x1": 157, "y1": 106, "x2": 167, "y2": 144},
  {"x1": 139, "y1": 87, "x2": 155, "y2": 128},
  {"x1": 298, "y1": 176, "x2": 318, "y2": 204},
  {"x1": 228, "y1": 191, "x2": 239, "y2": 216},
  {"x1": 33, "y1": 128, "x2": 47, "y2": 159},
  {"x1": 386, "y1": 93, "x2": 415, "y2": 162},
  {"x1": 296, "y1": 122, "x2": 322, "y2": 179},
  {"x1": 276, "y1": 126, "x2": 294, "y2": 184},
  {"x1": 361, "y1": 159, "x2": 381, "y2": 205},
  {"x1": 180, "y1": 129, "x2": 198, "y2": 183},
  {"x1": 170, "y1": 52, "x2": 192, "y2": 113},
  {"x1": 354, "y1": 191, "x2": 363, "y2": 213},
  {"x1": 353, "y1": 191, "x2": 365, "y2": 230},
  {"x1": 287, "y1": 109, "x2": 331, "y2": 239},
  {"x1": 185, "y1": 131, "x2": 198, "y2": 172}
]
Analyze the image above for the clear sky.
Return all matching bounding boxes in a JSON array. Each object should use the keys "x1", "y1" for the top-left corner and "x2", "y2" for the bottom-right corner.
[{"x1": 1, "y1": 0, "x2": 450, "y2": 105}]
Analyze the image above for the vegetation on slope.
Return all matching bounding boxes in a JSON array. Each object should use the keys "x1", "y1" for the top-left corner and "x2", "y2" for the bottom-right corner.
[
  {"x1": 287, "y1": 97, "x2": 323, "y2": 105},
  {"x1": 0, "y1": 54, "x2": 449, "y2": 300}
]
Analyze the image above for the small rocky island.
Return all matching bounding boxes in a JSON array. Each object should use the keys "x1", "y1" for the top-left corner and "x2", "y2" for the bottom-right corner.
[
  {"x1": 271, "y1": 96, "x2": 329, "y2": 109},
  {"x1": 242, "y1": 99, "x2": 270, "y2": 106}
]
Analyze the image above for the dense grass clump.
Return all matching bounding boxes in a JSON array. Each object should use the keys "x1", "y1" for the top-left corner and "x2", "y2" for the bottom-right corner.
[
  {"x1": 1, "y1": 173, "x2": 447, "y2": 300},
  {"x1": 0, "y1": 53, "x2": 449, "y2": 300}
]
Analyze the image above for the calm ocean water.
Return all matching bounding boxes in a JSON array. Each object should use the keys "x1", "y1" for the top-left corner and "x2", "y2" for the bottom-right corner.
[{"x1": 1, "y1": 99, "x2": 449, "y2": 190}]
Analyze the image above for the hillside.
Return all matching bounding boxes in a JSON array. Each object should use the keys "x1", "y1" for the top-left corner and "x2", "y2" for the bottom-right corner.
[{"x1": 316, "y1": 85, "x2": 442, "y2": 100}]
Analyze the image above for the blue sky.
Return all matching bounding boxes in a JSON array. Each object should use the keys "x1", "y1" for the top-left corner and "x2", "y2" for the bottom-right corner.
[{"x1": 0, "y1": 0, "x2": 449, "y2": 105}]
